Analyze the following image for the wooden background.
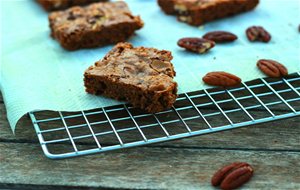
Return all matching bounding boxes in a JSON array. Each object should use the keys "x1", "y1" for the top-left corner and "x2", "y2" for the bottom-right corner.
[{"x1": 1, "y1": 84, "x2": 300, "y2": 190}]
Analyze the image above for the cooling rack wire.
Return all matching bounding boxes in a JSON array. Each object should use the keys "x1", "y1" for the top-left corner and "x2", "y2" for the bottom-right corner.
[{"x1": 29, "y1": 72, "x2": 300, "y2": 159}]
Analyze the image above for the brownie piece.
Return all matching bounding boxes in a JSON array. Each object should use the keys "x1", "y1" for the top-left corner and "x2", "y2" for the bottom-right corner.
[
  {"x1": 49, "y1": 1, "x2": 144, "y2": 50},
  {"x1": 158, "y1": 0, "x2": 259, "y2": 26},
  {"x1": 84, "y1": 43, "x2": 178, "y2": 113},
  {"x1": 37, "y1": 0, "x2": 108, "y2": 11}
]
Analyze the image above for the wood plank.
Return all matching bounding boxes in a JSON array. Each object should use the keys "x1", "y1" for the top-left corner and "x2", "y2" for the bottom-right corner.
[{"x1": 0, "y1": 142, "x2": 299, "y2": 189}]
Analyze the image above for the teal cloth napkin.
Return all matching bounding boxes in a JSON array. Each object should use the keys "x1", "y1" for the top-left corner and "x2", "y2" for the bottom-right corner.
[{"x1": 1, "y1": 0, "x2": 299, "y2": 132}]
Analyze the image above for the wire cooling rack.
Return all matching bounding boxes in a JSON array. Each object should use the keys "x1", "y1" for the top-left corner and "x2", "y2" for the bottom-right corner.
[{"x1": 29, "y1": 72, "x2": 300, "y2": 159}]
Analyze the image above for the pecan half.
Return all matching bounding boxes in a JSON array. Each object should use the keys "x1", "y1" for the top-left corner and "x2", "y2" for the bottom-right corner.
[
  {"x1": 246, "y1": 26, "x2": 271, "y2": 42},
  {"x1": 202, "y1": 72, "x2": 241, "y2": 87},
  {"x1": 203, "y1": 31, "x2": 237, "y2": 43},
  {"x1": 177, "y1": 38, "x2": 215, "y2": 53},
  {"x1": 257, "y1": 59, "x2": 288, "y2": 77},
  {"x1": 212, "y1": 162, "x2": 254, "y2": 190}
]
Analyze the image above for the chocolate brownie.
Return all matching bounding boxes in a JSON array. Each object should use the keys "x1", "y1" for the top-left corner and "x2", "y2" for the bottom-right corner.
[
  {"x1": 84, "y1": 43, "x2": 178, "y2": 113},
  {"x1": 158, "y1": 0, "x2": 259, "y2": 26},
  {"x1": 49, "y1": 1, "x2": 144, "y2": 50},
  {"x1": 37, "y1": 0, "x2": 108, "y2": 11}
]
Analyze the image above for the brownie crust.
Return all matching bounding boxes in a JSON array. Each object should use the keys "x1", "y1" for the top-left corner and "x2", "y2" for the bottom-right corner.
[
  {"x1": 84, "y1": 43, "x2": 178, "y2": 113},
  {"x1": 37, "y1": 0, "x2": 108, "y2": 11},
  {"x1": 49, "y1": 1, "x2": 144, "y2": 50},
  {"x1": 158, "y1": 0, "x2": 259, "y2": 26},
  {"x1": 157, "y1": 0, "x2": 178, "y2": 14}
]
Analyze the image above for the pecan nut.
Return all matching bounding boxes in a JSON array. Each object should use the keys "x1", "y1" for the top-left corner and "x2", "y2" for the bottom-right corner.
[
  {"x1": 202, "y1": 72, "x2": 241, "y2": 87},
  {"x1": 203, "y1": 31, "x2": 237, "y2": 43},
  {"x1": 211, "y1": 162, "x2": 254, "y2": 190},
  {"x1": 257, "y1": 59, "x2": 288, "y2": 77},
  {"x1": 177, "y1": 37, "x2": 215, "y2": 53},
  {"x1": 246, "y1": 26, "x2": 271, "y2": 42},
  {"x1": 150, "y1": 59, "x2": 175, "y2": 77}
]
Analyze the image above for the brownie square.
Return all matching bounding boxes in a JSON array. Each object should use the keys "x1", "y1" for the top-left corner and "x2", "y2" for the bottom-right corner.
[
  {"x1": 158, "y1": 0, "x2": 259, "y2": 26},
  {"x1": 84, "y1": 43, "x2": 178, "y2": 113},
  {"x1": 37, "y1": 0, "x2": 108, "y2": 11},
  {"x1": 49, "y1": 1, "x2": 144, "y2": 50}
]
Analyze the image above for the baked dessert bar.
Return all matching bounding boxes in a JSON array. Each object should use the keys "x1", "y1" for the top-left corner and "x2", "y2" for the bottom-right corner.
[
  {"x1": 37, "y1": 0, "x2": 108, "y2": 11},
  {"x1": 158, "y1": 0, "x2": 259, "y2": 26},
  {"x1": 84, "y1": 43, "x2": 178, "y2": 113},
  {"x1": 49, "y1": 1, "x2": 144, "y2": 50}
]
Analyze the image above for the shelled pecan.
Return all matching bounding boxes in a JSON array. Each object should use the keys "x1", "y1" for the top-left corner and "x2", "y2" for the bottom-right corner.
[
  {"x1": 177, "y1": 37, "x2": 215, "y2": 53},
  {"x1": 246, "y1": 26, "x2": 271, "y2": 42},
  {"x1": 257, "y1": 59, "x2": 288, "y2": 77},
  {"x1": 211, "y1": 162, "x2": 254, "y2": 190},
  {"x1": 202, "y1": 72, "x2": 241, "y2": 87},
  {"x1": 203, "y1": 31, "x2": 237, "y2": 43}
]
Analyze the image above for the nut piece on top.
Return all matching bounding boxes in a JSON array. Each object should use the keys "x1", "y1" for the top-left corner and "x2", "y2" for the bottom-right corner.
[
  {"x1": 49, "y1": 1, "x2": 144, "y2": 50},
  {"x1": 158, "y1": 0, "x2": 259, "y2": 26},
  {"x1": 37, "y1": 0, "x2": 108, "y2": 12},
  {"x1": 84, "y1": 43, "x2": 178, "y2": 113}
]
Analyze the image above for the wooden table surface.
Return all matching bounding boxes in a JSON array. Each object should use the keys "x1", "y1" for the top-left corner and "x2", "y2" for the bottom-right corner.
[{"x1": 1, "y1": 88, "x2": 300, "y2": 190}]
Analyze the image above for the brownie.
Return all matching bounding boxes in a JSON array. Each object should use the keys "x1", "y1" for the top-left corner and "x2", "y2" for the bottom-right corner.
[
  {"x1": 158, "y1": 0, "x2": 259, "y2": 26},
  {"x1": 84, "y1": 43, "x2": 178, "y2": 113},
  {"x1": 37, "y1": 0, "x2": 108, "y2": 11},
  {"x1": 49, "y1": 1, "x2": 144, "y2": 50}
]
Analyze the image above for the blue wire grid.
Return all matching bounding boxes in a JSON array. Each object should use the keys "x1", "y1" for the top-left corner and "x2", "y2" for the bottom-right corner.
[{"x1": 29, "y1": 72, "x2": 300, "y2": 159}]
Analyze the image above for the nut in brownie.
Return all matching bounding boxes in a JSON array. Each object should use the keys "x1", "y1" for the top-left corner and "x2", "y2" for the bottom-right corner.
[
  {"x1": 49, "y1": 1, "x2": 144, "y2": 50},
  {"x1": 158, "y1": 0, "x2": 259, "y2": 26},
  {"x1": 84, "y1": 43, "x2": 178, "y2": 113}
]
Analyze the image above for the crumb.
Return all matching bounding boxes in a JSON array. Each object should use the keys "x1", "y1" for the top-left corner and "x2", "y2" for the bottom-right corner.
[{"x1": 198, "y1": 25, "x2": 205, "y2": 30}]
